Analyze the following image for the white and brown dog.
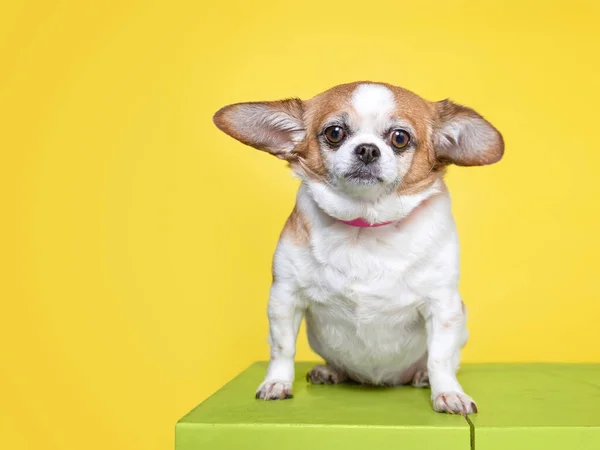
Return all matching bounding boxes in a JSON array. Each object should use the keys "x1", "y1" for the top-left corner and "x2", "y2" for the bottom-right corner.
[{"x1": 213, "y1": 81, "x2": 503, "y2": 414}]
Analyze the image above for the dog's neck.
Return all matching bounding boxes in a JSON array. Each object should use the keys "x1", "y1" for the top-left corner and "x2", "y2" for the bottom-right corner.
[{"x1": 302, "y1": 178, "x2": 445, "y2": 226}]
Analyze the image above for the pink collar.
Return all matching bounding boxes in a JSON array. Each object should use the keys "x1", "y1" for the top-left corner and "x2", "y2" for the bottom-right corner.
[{"x1": 339, "y1": 218, "x2": 394, "y2": 228}]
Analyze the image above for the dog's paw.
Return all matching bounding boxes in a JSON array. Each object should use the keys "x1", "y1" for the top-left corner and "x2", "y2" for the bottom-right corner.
[
  {"x1": 306, "y1": 365, "x2": 346, "y2": 385},
  {"x1": 433, "y1": 392, "x2": 477, "y2": 414},
  {"x1": 255, "y1": 380, "x2": 293, "y2": 400},
  {"x1": 411, "y1": 369, "x2": 430, "y2": 388}
]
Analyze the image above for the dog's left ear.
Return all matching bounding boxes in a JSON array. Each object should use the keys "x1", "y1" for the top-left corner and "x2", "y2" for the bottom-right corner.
[{"x1": 433, "y1": 99, "x2": 504, "y2": 166}]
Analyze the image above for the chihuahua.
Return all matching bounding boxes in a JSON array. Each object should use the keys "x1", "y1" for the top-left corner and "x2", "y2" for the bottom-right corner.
[{"x1": 213, "y1": 82, "x2": 503, "y2": 414}]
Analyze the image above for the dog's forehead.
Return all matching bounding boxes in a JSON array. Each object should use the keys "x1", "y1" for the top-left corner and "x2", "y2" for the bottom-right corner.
[
  {"x1": 351, "y1": 84, "x2": 396, "y2": 119},
  {"x1": 305, "y1": 82, "x2": 433, "y2": 128}
]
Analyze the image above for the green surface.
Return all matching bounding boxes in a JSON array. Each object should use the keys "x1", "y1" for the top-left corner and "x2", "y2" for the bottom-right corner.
[{"x1": 176, "y1": 362, "x2": 600, "y2": 450}]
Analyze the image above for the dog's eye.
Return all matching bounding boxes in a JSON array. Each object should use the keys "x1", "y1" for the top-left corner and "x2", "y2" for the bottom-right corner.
[
  {"x1": 390, "y1": 130, "x2": 410, "y2": 150},
  {"x1": 324, "y1": 126, "x2": 345, "y2": 144}
]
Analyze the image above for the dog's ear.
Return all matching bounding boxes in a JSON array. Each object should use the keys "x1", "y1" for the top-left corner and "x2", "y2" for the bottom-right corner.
[
  {"x1": 213, "y1": 98, "x2": 305, "y2": 160},
  {"x1": 433, "y1": 99, "x2": 504, "y2": 166}
]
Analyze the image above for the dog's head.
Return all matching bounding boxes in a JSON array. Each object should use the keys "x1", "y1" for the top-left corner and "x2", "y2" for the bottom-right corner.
[{"x1": 214, "y1": 82, "x2": 503, "y2": 200}]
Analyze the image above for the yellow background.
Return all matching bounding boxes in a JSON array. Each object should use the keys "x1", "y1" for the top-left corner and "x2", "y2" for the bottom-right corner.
[{"x1": 2, "y1": 1, "x2": 599, "y2": 449}]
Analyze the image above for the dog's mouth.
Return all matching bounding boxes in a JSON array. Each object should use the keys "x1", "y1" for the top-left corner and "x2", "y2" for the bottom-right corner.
[{"x1": 343, "y1": 167, "x2": 383, "y2": 184}]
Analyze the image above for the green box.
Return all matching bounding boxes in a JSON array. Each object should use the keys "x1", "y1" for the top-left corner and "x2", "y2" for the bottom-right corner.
[{"x1": 176, "y1": 362, "x2": 600, "y2": 450}]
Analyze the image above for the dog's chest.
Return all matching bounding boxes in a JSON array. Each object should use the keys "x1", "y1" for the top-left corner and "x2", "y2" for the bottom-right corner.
[
  {"x1": 299, "y1": 226, "x2": 423, "y2": 325},
  {"x1": 296, "y1": 227, "x2": 427, "y2": 377}
]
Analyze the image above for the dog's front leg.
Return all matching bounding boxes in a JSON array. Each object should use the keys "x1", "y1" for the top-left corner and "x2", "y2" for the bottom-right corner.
[
  {"x1": 255, "y1": 282, "x2": 304, "y2": 400},
  {"x1": 425, "y1": 290, "x2": 477, "y2": 414}
]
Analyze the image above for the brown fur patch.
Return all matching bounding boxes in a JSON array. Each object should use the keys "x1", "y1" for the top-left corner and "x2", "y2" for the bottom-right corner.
[
  {"x1": 290, "y1": 83, "x2": 363, "y2": 181},
  {"x1": 288, "y1": 137, "x2": 328, "y2": 180},
  {"x1": 280, "y1": 207, "x2": 310, "y2": 246},
  {"x1": 383, "y1": 85, "x2": 444, "y2": 195}
]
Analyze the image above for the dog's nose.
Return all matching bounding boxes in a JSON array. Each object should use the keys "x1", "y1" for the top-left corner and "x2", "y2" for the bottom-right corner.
[{"x1": 354, "y1": 143, "x2": 381, "y2": 164}]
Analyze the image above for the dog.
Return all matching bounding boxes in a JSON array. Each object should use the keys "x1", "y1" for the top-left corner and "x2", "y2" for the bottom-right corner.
[{"x1": 213, "y1": 81, "x2": 503, "y2": 414}]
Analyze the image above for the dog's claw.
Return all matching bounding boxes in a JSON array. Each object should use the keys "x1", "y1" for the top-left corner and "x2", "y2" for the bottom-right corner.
[
  {"x1": 255, "y1": 381, "x2": 293, "y2": 400},
  {"x1": 433, "y1": 392, "x2": 477, "y2": 415}
]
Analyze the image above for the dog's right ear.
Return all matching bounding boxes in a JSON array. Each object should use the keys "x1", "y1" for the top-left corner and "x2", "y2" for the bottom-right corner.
[{"x1": 213, "y1": 98, "x2": 305, "y2": 160}]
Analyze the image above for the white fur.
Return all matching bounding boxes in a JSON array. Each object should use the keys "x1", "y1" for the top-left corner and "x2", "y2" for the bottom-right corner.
[
  {"x1": 305, "y1": 178, "x2": 443, "y2": 224},
  {"x1": 257, "y1": 180, "x2": 475, "y2": 412},
  {"x1": 255, "y1": 84, "x2": 477, "y2": 414},
  {"x1": 263, "y1": 111, "x2": 306, "y2": 145},
  {"x1": 351, "y1": 84, "x2": 396, "y2": 127}
]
